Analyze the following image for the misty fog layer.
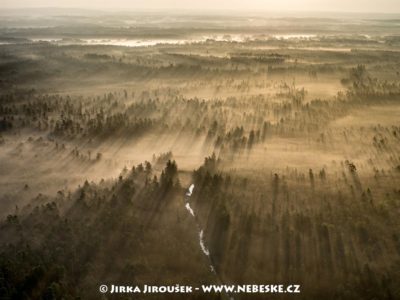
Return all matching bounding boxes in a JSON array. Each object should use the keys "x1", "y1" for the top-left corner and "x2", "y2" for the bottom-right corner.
[{"x1": 0, "y1": 11, "x2": 400, "y2": 300}]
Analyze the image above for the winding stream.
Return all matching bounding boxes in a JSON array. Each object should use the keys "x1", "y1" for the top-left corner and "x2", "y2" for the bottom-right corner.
[{"x1": 184, "y1": 184, "x2": 233, "y2": 300}]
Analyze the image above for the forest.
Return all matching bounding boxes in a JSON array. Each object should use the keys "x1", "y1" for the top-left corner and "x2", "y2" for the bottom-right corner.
[{"x1": 0, "y1": 11, "x2": 400, "y2": 300}]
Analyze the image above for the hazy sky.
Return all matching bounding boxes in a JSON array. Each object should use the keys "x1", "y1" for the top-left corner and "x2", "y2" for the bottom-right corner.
[{"x1": 2, "y1": 0, "x2": 400, "y2": 13}]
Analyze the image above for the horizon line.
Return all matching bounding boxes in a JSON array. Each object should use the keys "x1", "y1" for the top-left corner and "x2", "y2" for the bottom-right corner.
[{"x1": 1, "y1": 7, "x2": 400, "y2": 16}]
